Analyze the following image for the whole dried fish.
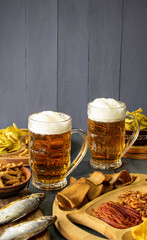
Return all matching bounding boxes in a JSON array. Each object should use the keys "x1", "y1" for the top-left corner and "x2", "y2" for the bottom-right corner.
[
  {"x1": 0, "y1": 193, "x2": 45, "y2": 225},
  {"x1": 0, "y1": 216, "x2": 57, "y2": 240}
]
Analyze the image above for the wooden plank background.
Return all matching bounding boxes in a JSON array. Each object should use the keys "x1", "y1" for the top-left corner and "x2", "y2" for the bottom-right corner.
[{"x1": 0, "y1": 0, "x2": 146, "y2": 131}]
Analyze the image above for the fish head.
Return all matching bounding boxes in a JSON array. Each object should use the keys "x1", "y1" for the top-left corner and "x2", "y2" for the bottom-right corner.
[
  {"x1": 39, "y1": 216, "x2": 57, "y2": 225},
  {"x1": 31, "y1": 193, "x2": 45, "y2": 203},
  {"x1": 47, "y1": 215, "x2": 57, "y2": 225}
]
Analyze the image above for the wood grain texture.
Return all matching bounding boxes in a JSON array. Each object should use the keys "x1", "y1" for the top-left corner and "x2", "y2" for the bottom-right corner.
[
  {"x1": 0, "y1": 0, "x2": 27, "y2": 128},
  {"x1": 120, "y1": 0, "x2": 147, "y2": 114},
  {"x1": 89, "y1": 0, "x2": 123, "y2": 101},
  {"x1": 0, "y1": 0, "x2": 147, "y2": 132},
  {"x1": 57, "y1": 0, "x2": 89, "y2": 131},
  {"x1": 123, "y1": 152, "x2": 147, "y2": 160},
  {"x1": 26, "y1": 0, "x2": 57, "y2": 119}
]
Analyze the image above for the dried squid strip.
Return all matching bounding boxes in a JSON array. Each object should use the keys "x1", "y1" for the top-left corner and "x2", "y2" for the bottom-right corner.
[{"x1": 91, "y1": 201, "x2": 143, "y2": 229}]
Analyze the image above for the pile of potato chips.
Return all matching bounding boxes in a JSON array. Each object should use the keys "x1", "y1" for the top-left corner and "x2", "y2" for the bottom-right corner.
[
  {"x1": 0, "y1": 123, "x2": 27, "y2": 154},
  {"x1": 125, "y1": 108, "x2": 147, "y2": 130},
  {"x1": 57, "y1": 170, "x2": 136, "y2": 209}
]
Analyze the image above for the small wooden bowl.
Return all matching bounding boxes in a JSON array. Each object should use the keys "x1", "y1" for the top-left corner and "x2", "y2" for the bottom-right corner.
[
  {"x1": 0, "y1": 167, "x2": 31, "y2": 198},
  {"x1": 125, "y1": 129, "x2": 147, "y2": 146}
]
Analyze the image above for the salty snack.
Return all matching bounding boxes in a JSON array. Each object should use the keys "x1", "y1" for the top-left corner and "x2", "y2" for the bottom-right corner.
[
  {"x1": 0, "y1": 123, "x2": 27, "y2": 154},
  {"x1": 109, "y1": 170, "x2": 136, "y2": 188},
  {"x1": 57, "y1": 170, "x2": 136, "y2": 209},
  {"x1": 125, "y1": 108, "x2": 147, "y2": 130},
  {"x1": 0, "y1": 193, "x2": 45, "y2": 225},
  {"x1": 0, "y1": 162, "x2": 26, "y2": 187},
  {"x1": 90, "y1": 201, "x2": 143, "y2": 229},
  {"x1": 0, "y1": 216, "x2": 57, "y2": 240},
  {"x1": 19, "y1": 148, "x2": 29, "y2": 157},
  {"x1": 131, "y1": 217, "x2": 147, "y2": 240},
  {"x1": 117, "y1": 191, "x2": 147, "y2": 217}
]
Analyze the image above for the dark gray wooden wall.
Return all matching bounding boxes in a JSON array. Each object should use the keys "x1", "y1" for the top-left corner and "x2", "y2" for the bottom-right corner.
[{"x1": 0, "y1": 0, "x2": 147, "y2": 131}]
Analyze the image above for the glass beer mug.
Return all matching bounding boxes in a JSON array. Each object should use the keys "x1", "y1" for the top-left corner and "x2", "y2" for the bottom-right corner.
[
  {"x1": 87, "y1": 98, "x2": 139, "y2": 170},
  {"x1": 28, "y1": 111, "x2": 87, "y2": 190}
]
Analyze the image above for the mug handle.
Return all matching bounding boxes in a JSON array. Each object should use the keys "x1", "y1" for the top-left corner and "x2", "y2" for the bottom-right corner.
[
  {"x1": 66, "y1": 129, "x2": 88, "y2": 177},
  {"x1": 121, "y1": 113, "x2": 139, "y2": 157}
]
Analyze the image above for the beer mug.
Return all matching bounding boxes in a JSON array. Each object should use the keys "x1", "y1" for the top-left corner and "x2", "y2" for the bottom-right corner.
[
  {"x1": 87, "y1": 98, "x2": 139, "y2": 170},
  {"x1": 28, "y1": 111, "x2": 87, "y2": 190}
]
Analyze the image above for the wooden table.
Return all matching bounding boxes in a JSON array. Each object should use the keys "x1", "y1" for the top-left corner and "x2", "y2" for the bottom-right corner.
[{"x1": 27, "y1": 134, "x2": 147, "y2": 240}]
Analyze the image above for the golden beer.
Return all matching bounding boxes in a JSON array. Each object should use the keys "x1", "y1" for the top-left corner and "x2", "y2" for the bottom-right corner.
[
  {"x1": 28, "y1": 111, "x2": 88, "y2": 190},
  {"x1": 29, "y1": 131, "x2": 71, "y2": 184},
  {"x1": 87, "y1": 118, "x2": 125, "y2": 165},
  {"x1": 87, "y1": 98, "x2": 128, "y2": 169}
]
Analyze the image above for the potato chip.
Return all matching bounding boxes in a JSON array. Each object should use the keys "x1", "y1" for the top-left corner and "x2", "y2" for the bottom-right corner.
[
  {"x1": 88, "y1": 171, "x2": 106, "y2": 185},
  {"x1": 125, "y1": 108, "x2": 147, "y2": 130},
  {"x1": 8, "y1": 140, "x2": 21, "y2": 152},
  {"x1": 57, "y1": 170, "x2": 136, "y2": 209},
  {"x1": 4, "y1": 127, "x2": 18, "y2": 141},
  {"x1": 109, "y1": 170, "x2": 131, "y2": 186},
  {"x1": 114, "y1": 175, "x2": 137, "y2": 188},
  {"x1": 104, "y1": 174, "x2": 112, "y2": 182},
  {"x1": 13, "y1": 123, "x2": 27, "y2": 136},
  {"x1": 0, "y1": 124, "x2": 27, "y2": 154}
]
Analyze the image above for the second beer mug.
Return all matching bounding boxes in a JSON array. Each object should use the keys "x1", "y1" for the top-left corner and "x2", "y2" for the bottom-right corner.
[
  {"x1": 28, "y1": 111, "x2": 87, "y2": 190},
  {"x1": 87, "y1": 98, "x2": 139, "y2": 170}
]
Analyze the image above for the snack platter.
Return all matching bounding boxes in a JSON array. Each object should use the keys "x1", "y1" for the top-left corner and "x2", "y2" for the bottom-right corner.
[{"x1": 53, "y1": 173, "x2": 147, "y2": 240}]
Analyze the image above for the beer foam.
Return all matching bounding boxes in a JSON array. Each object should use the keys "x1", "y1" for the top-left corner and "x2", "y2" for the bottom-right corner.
[
  {"x1": 88, "y1": 98, "x2": 126, "y2": 122},
  {"x1": 28, "y1": 111, "x2": 71, "y2": 135}
]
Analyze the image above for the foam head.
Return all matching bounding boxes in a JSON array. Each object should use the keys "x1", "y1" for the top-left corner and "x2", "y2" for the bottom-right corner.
[
  {"x1": 28, "y1": 111, "x2": 72, "y2": 135},
  {"x1": 88, "y1": 98, "x2": 126, "y2": 122}
]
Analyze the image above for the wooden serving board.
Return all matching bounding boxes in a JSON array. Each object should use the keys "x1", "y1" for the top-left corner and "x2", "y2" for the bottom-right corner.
[
  {"x1": 0, "y1": 156, "x2": 29, "y2": 166},
  {"x1": 123, "y1": 152, "x2": 147, "y2": 159},
  {"x1": 124, "y1": 145, "x2": 147, "y2": 159},
  {"x1": 53, "y1": 173, "x2": 147, "y2": 240},
  {"x1": 0, "y1": 190, "x2": 50, "y2": 240}
]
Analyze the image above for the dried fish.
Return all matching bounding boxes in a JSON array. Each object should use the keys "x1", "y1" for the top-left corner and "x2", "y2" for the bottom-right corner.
[
  {"x1": 0, "y1": 193, "x2": 45, "y2": 225},
  {"x1": 0, "y1": 216, "x2": 57, "y2": 240}
]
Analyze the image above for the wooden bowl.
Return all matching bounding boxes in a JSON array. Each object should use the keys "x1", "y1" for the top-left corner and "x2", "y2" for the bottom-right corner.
[
  {"x1": 125, "y1": 129, "x2": 147, "y2": 146},
  {"x1": 0, "y1": 167, "x2": 31, "y2": 198}
]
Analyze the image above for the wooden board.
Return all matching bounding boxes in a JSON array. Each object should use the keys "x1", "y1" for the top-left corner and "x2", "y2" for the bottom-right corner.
[
  {"x1": 53, "y1": 173, "x2": 147, "y2": 240},
  {"x1": 0, "y1": 156, "x2": 29, "y2": 166},
  {"x1": 0, "y1": 190, "x2": 50, "y2": 240},
  {"x1": 123, "y1": 152, "x2": 147, "y2": 159},
  {"x1": 123, "y1": 145, "x2": 147, "y2": 159},
  {"x1": 126, "y1": 145, "x2": 147, "y2": 154}
]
